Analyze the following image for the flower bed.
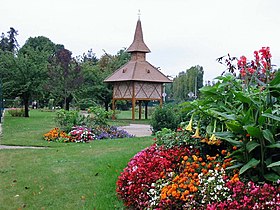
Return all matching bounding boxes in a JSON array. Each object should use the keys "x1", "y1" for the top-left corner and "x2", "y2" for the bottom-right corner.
[
  {"x1": 7, "y1": 108, "x2": 24, "y2": 117},
  {"x1": 116, "y1": 142, "x2": 280, "y2": 209},
  {"x1": 43, "y1": 126, "x2": 134, "y2": 143}
]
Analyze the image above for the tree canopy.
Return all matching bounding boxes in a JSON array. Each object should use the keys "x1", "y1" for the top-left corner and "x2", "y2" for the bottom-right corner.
[
  {"x1": 172, "y1": 65, "x2": 204, "y2": 102},
  {"x1": 0, "y1": 35, "x2": 59, "y2": 116}
]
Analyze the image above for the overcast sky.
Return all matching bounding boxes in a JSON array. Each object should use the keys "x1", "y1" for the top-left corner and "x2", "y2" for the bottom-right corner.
[{"x1": 1, "y1": 0, "x2": 280, "y2": 81}]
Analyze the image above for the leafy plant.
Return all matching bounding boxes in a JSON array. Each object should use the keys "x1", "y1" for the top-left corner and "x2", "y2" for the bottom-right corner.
[
  {"x1": 180, "y1": 48, "x2": 280, "y2": 182},
  {"x1": 88, "y1": 105, "x2": 113, "y2": 126},
  {"x1": 55, "y1": 109, "x2": 85, "y2": 132},
  {"x1": 150, "y1": 105, "x2": 180, "y2": 133}
]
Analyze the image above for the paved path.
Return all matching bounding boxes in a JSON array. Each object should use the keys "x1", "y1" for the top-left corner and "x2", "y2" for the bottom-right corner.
[{"x1": 119, "y1": 124, "x2": 152, "y2": 137}]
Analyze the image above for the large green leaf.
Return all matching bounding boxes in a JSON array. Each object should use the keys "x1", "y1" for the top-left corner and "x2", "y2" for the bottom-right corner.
[
  {"x1": 226, "y1": 121, "x2": 244, "y2": 133},
  {"x1": 267, "y1": 161, "x2": 280, "y2": 168},
  {"x1": 269, "y1": 86, "x2": 280, "y2": 97},
  {"x1": 239, "y1": 158, "x2": 260, "y2": 175},
  {"x1": 262, "y1": 113, "x2": 280, "y2": 122},
  {"x1": 246, "y1": 141, "x2": 260, "y2": 153},
  {"x1": 226, "y1": 163, "x2": 243, "y2": 170},
  {"x1": 226, "y1": 148, "x2": 245, "y2": 160},
  {"x1": 269, "y1": 71, "x2": 280, "y2": 86},
  {"x1": 266, "y1": 143, "x2": 280, "y2": 148},
  {"x1": 245, "y1": 126, "x2": 263, "y2": 138},
  {"x1": 263, "y1": 173, "x2": 280, "y2": 182},
  {"x1": 217, "y1": 136, "x2": 243, "y2": 146},
  {"x1": 262, "y1": 129, "x2": 275, "y2": 144},
  {"x1": 234, "y1": 91, "x2": 251, "y2": 104},
  {"x1": 214, "y1": 131, "x2": 235, "y2": 138},
  {"x1": 209, "y1": 110, "x2": 236, "y2": 120}
]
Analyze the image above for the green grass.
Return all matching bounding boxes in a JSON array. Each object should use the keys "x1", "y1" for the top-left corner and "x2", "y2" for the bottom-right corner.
[
  {"x1": 0, "y1": 110, "x2": 154, "y2": 209},
  {"x1": 109, "y1": 110, "x2": 151, "y2": 126}
]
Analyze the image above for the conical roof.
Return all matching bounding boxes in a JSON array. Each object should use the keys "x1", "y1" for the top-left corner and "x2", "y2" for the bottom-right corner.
[
  {"x1": 126, "y1": 19, "x2": 151, "y2": 53},
  {"x1": 104, "y1": 60, "x2": 172, "y2": 83},
  {"x1": 104, "y1": 19, "x2": 172, "y2": 83}
]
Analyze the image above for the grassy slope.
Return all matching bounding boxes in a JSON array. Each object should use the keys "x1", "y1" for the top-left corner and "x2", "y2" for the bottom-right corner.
[{"x1": 0, "y1": 110, "x2": 153, "y2": 209}]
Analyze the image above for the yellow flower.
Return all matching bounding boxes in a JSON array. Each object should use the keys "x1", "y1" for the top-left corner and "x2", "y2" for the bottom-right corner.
[
  {"x1": 185, "y1": 118, "x2": 193, "y2": 131},
  {"x1": 209, "y1": 134, "x2": 216, "y2": 141},
  {"x1": 192, "y1": 127, "x2": 201, "y2": 138}
]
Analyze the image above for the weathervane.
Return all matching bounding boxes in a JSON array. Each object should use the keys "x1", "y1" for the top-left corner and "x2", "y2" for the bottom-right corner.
[{"x1": 138, "y1": 9, "x2": 141, "y2": 20}]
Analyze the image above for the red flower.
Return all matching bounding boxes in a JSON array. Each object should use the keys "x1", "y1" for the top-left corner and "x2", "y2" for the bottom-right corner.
[
  {"x1": 237, "y1": 56, "x2": 247, "y2": 68},
  {"x1": 240, "y1": 68, "x2": 246, "y2": 77},
  {"x1": 248, "y1": 68, "x2": 255, "y2": 74}
]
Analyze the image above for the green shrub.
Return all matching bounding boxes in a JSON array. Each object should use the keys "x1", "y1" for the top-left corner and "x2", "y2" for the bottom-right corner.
[
  {"x1": 88, "y1": 105, "x2": 113, "y2": 126},
  {"x1": 150, "y1": 105, "x2": 179, "y2": 133},
  {"x1": 78, "y1": 98, "x2": 96, "y2": 110},
  {"x1": 7, "y1": 108, "x2": 24, "y2": 117},
  {"x1": 55, "y1": 109, "x2": 85, "y2": 132},
  {"x1": 48, "y1": 98, "x2": 54, "y2": 110}
]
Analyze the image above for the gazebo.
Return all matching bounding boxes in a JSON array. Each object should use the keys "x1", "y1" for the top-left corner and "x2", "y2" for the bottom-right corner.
[{"x1": 104, "y1": 18, "x2": 172, "y2": 120}]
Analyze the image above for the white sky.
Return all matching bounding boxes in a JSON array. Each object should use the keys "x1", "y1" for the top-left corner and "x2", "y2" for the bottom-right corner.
[{"x1": 1, "y1": 0, "x2": 280, "y2": 81}]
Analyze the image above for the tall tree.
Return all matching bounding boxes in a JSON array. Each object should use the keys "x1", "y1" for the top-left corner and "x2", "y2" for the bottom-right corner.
[
  {"x1": 172, "y1": 65, "x2": 204, "y2": 102},
  {"x1": 77, "y1": 48, "x2": 130, "y2": 110},
  {"x1": 0, "y1": 36, "x2": 58, "y2": 117},
  {"x1": 0, "y1": 27, "x2": 19, "y2": 53},
  {"x1": 47, "y1": 48, "x2": 83, "y2": 110}
]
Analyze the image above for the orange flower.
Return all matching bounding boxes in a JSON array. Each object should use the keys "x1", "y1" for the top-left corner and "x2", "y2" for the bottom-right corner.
[{"x1": 221, "y1": 150, "x2": 227, "y2": 155}]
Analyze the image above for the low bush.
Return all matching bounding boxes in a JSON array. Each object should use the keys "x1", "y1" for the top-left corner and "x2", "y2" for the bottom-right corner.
[
  {"x1": 150, "y1": 105, "x2": 179, "y2": 133},
  {"x1": 55, "y1": 109, "x2": 82, "y2": 132},
  {"x1": 7, "y1": 108, "x2": 24, "y2": 117}
]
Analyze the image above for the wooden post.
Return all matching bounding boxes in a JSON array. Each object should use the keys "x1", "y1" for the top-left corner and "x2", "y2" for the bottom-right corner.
[
  {"x1": 132, "y1": 82, "x2": 135, "y2": 120},
  {"x1": 132, "y1": 99, "x2": 135, "y2": 120},
  {"x1": 144, "y1": 101, "x2": 148, "y2": 119},
  {"x1": 112, "y1": 99, "x2": 116, "y2": 120},
  {"x1": 139, "y1": 100, "x2": 142, "y2": 120}
]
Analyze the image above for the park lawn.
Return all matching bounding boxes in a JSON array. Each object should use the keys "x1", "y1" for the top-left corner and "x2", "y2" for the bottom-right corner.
[
  {"x1": 109, "y1": 110, "x2": 151, "y2": 126},
  {"x1": 0, "y1": 110, "x2": 154, "y2": 209}
]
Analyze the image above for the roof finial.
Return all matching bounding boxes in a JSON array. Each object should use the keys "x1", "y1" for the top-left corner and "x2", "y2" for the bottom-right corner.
[{"x1": 138, "y1": 9, "x2": 141, "y2": 20}]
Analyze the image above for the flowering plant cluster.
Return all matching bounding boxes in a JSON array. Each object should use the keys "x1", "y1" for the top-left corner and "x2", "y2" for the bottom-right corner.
[
  {"x1": 43, "y1": 128, "x2": 70, "y2": 142},
  {"x1": 69, "y1": 126, "x2": 95, "y2": 143},
  {"x1": 116, "y1": 144, "x2": 191, "y2": 209},
  {"x1": 237, "y1": 47, "x2": 274, "y2": 83},
  {"x1": 7, "y1": 108, "x2": 24, "y2": 117},
  {"x1": 43, "y1": 125, "x2": 134, "y2": 143},
  {"x1": 94, "y1": 126, "x2": 134, "y2": 139},
  {"x1": 207, "y1": 181, "x2": 280, "y2": 209},
  {"x1": 117, "y1": 141, "x2": 280, "y2": 209}
]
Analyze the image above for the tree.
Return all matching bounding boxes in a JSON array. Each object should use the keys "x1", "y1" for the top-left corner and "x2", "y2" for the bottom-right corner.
[
  {"x1": 0, "y1": 36, "x2": 58, "y2": 117},
  {"x1": 47, "y1": 48, "x2": 83, "y2": 110},
  {"x1": 0, "y1": 27, "x2": 19, "y2": 53},
  {"x1": 77, "y1": 48, "x2": 130, "y2": 110},
  {"x1": 172, "y1": 65, "x2": 204, "y2": 102}
]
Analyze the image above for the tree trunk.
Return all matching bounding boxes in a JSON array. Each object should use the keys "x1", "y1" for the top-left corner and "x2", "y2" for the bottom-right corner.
[
  {"x1": 104, "y1": 100, "x2": 109, "y2": 112},
  {"x1": 65, "y1": 95, "x2": 72, "y2": 111},
  {"x1": 23, "y1": 94, "x2": 29, "y2": 117}
]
